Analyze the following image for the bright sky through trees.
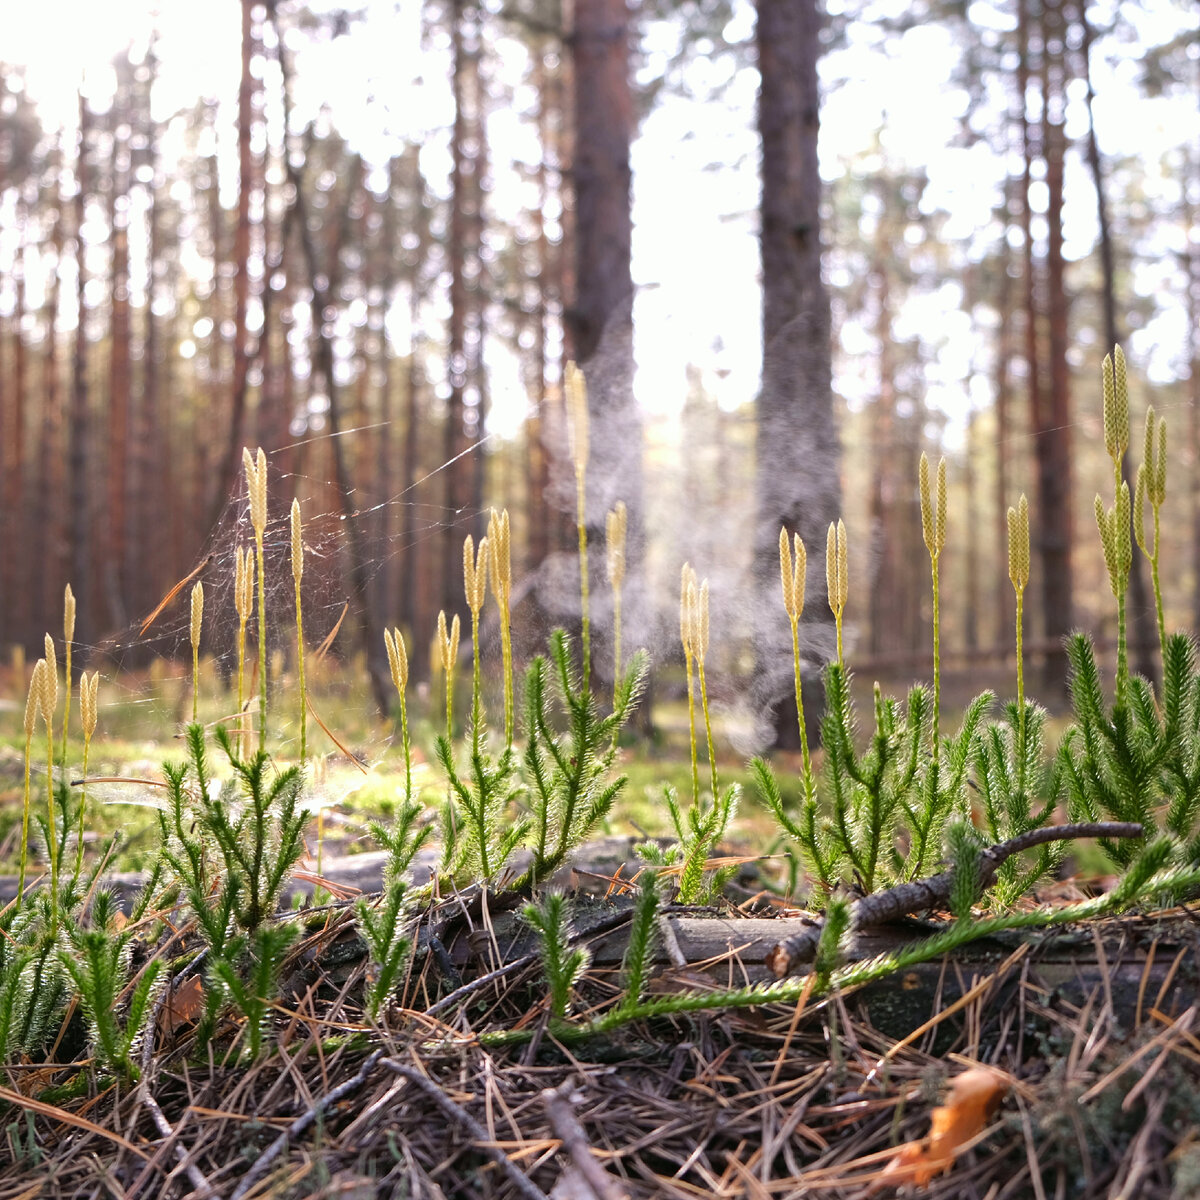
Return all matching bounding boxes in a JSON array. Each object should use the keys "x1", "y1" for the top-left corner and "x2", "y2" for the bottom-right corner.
[{"x1": 3, "y1": 0, "x2": 1196, "y2": 440}]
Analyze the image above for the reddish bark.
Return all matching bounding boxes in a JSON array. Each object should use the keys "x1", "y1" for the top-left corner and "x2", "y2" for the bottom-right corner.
[{"x1": 755, "y1": 0, "x2": 839, "y2": 744}]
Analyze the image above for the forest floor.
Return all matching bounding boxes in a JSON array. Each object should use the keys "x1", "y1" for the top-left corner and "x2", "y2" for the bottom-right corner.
[
  {"x1": 0, "y1": 679, "x2": 1194, "y2": 1198},
  {"x1": 1, "y1": 838, "x2": 1196, "y2": 1198}
]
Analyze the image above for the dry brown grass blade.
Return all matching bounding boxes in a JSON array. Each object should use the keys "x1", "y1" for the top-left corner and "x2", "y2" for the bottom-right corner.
[
  {"x1": 0, "y1": 1083, "x2": 151, "y2": 1159},
  {"x1": 290, "y1": 869, "x2": 362, "y2": 899},
  {"x1": 138, "y1": 554, "x2": 214, "y2": 637},
  {"x1": 864, "y1": 944, "x2": 1029, "y2": 1081},
  {"x1": 305, "y1": 692, "x2": 368, "y2": 773},
  {"x1": 313, "y1": 601, "x2": 350, "y2": 663}
]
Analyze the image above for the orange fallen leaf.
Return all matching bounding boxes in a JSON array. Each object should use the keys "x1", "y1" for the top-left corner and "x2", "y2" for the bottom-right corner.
[
  {"x1": 158, "y1": 976, "x2": 206, "y2": 1033},
  {"x1": 870, "y1": 1065, "x2": 1011, "y2": 1192}
]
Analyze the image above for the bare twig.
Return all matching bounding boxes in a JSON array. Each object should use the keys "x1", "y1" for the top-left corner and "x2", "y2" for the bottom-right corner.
[
  {"x1": 426, "y1": 907, "x2": 634, "y2": 1016},
  {"x1": 229, "y1": 1049, "x2": 384, "y2": 1200},
  {"x1": 542, "y1": 1080, "x2": 628, "y2": 1200},
  {"x1": 129, "y1": 1092, "x2": 220, "y2": 1200},
  {"x1": 381, "y1": 1059, "x2": 551, "y2": 1200},
  {"x1": 768, "y1": 822, "x2": 1145, "y2": 976}
]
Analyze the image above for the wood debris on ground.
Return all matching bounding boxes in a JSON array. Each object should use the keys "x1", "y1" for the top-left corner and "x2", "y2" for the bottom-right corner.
[{"x1": 0, "y1": 897, "x2": 1197, "y2": 1199}]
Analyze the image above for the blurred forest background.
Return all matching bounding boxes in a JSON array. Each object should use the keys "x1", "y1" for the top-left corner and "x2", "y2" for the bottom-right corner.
[{"x1": 0, "y1": 0, "x2": 1196, "y2": 742}]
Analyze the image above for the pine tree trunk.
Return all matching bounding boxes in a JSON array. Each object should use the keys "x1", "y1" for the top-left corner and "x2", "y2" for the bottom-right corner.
[
  {"x1": 1076, "y1": 0, "x2": 1157, "y2": 684},
  {"x1": 1037, "y1": 0, "x2": 1073, "y2": 698},
  {"x1": 10, "y1": 226, "x2": 29, "y2": 645},
  {"x1": 208, "y1": 0, "x2": 258, "y2": 532},
  {"x1": 571, "y1": 0, "x2": 643, "y2": 697},
  {"x1": 755, "y1": 0, "x2": 839, "y2": 746},
  {"x1": 442, "y1": 0, "x2": 471, "y2": 620},
  {"x1": 994, "y1": 173, "x2": 1014, "y2": 652},
  {"x1": 107, "y1": 100, "x2": 132, "y2": 633},
  {"x1": 1018, "y1": 0, "x2": 1046, "y2": 697},
  {"x1": 69, "y1": 90, "x2": 92, "y2": 649}
]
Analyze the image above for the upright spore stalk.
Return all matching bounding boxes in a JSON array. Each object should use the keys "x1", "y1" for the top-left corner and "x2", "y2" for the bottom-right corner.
[
  {"x1": 463, "y1": 534, "x2": 490, "y2": 759},
  {"x1": 779, "y1": 528, "x2": 813, "y2": 798},
  {"x1": 693, "y1": 578, "x2": 719, "y2": 801},
  {"x1": 243, "y1": 447, "x2": 269, "y2": 747},
  {"x1": 76, "y1": 671, "x2": 99, "y2": 879},
  {"x1": 291, "y1": 498, "x2": 307, "y2": 760},
  {"x1": 826, "y1": 520, "x2": 849, "y2": 669},
  {"x1": 1134, "y1": 404, "x2": 1168, "y2": 663},
  {"x1": 18, "y1": 659, "x2": 45, "y2": 901},
  {"x1": 437, "y1": 610, "x2": 461, "y2": 741},
  {"x1": 680, "y1": 564, "x2": 700, "y2": 808},
  {"x1": 919, "y1": 453, "x2": 947, "y2": 762},
  {"x1": 60, "y1": 584, "x2": 75, "y2": 763},
  {"x1": 566, "y1": 362, "x2": 591, "y2": 687},
  {"x1": 1096, "y1": 485, "x2": 1133, "y2": 702},
  {"x1": 606, "y1": 501, "x2": 627, "y2": 713},
  {"x1": 384, "y1": 627, "x2": 412, "y2": 801},
  {"x1": 234, "y1": 546, "x2": 254, "y2": 759},
  {"x1": 488, "y1": 508, "x2": 514, "y2": 746},
  {"x1": 190, "y1": 581, "x2": 204, "y2": 725},
  {"x1": 1007, "y1": 494, "x2": 1031, "y2": 757},
  {"x1": 41, "y1": 635, "x2": 59, "y2": 931},
  {"x1": 1099, "y1": 348, "x2": 1132, "y2": 702}
]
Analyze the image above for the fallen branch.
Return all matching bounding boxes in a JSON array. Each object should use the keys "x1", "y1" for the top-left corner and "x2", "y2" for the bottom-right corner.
[
  {"x1": 767, "y1": 822, "x2": 1144, "y2": 976},
  {"x1": 542, "y1": 1080, "x2": 628, "y2": 1200},
  {"x1": 381, "y1": 1058, "x2": 551, "y2": 1200},
  {"x1": 230, "y1": 1048, "x2": 385, "y2": 1200}
]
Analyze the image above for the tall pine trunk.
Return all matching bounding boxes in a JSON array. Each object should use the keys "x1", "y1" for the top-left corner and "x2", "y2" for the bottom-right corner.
[
  {"x1": 1036, "y1": 0, "x2": 1073, "y2": 697},
  {"x1": 755, "y1": 0, "x2": 839, "y2": 746},
  {"x1": 571, "y1": 0, "x2": 643, "y2": 680},
  {"x1": 69, "y1": 90, "x2": 92, "y2": 650}
]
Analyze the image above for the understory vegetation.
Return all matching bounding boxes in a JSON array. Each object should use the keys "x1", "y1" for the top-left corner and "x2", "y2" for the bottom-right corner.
[{"x1": 2, "y1": 349, "x2": 1200, "y2": 1196}]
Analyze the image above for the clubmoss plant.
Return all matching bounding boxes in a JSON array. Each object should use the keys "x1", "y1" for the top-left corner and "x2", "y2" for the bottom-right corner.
[
  {"x1": 813, "y1": 893, "x2": 852, "y2": 990},
  {"x1": 190, "y1": 580, "x2": 203, "y2": 724},
  {"x1": 357, "y1": 877, "x2": 415, "y2": 1021},
  {"x1": 645, "y1": 777, "x2": 740, "y2": 903},
  {"x1": 972, "y1": 702, "x2": 1064, "y2": 904},
  {"x1": 755, "y1": 650, "x2": 988, "y2": 897},
  {"x1": 524, "y1": 891, "x2": 588, "y2": 1021},
  {"x1": 211, "y1": 923, "x2": 298, "y2": 1062},
  {"x1": 60, "y1": 584, "x2": 74, "y2": 763},
  {"x1": 59, "y1": 890, "x2": 163, "y2": 1080},
  {"x1": 606, "y1": 501, "x2": 627, "y2": 711},
  {"x1": 158, "y1": 724, "x2": 308, "y2": 949},
  {"x1": 1134, "y1": 405, "x2": 1168, "y2": 659},
  {"x1": 520, "y1": 631, "x2": 646, "y2": 888},
  {"x1": 566, "y1": 361, "x2": 591, "y2": 686},
  {"x1": 1058, "y1": 632, "x2": 1182, "y2": 866},
  {"x1": 291, "y1": 497, "x2": 308, "y2": 760},
  {"x1": 435, "y1": 536, "x2": 529, "y2": 884},
  {"x1": 966, "y1": 492, "x2": 1064, "y2": 905},
  {"x1": 618, "y1": 870, "x2": 659, "y2": 1015}
]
